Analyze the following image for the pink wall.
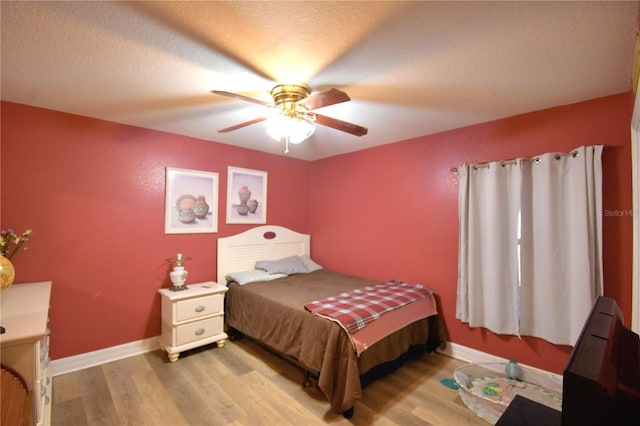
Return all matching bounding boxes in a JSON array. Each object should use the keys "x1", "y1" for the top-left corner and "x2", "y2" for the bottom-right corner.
[
  {"x1": 309, "y1": 92, "x2": 634, "y2": 374},
  {"x1": 1, "y1": 92, "x2": 634, "y2": 373},
  {"x1": 1, "y1": 102, "x2": 310, "y2": 359}
]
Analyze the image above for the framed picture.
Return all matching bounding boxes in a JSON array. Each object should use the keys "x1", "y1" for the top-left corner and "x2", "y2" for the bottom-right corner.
[
  {"x1": 226, "y1": 166, "x2": 267, "y2": 224},
  {"x1": 165, "y1": 167, "x2": 219, "y2": 234}
]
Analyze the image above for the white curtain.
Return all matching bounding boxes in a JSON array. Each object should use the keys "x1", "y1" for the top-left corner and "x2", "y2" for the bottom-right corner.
[
  {"x1": 456, "y1": 145, "x2": 603, "y2": 345},
  {"x1": 519, "y1": 145, "x2": 603, "y2": 345},
  {"x1": 456, "y1": 161, "x2": 521, "y2": 336}
]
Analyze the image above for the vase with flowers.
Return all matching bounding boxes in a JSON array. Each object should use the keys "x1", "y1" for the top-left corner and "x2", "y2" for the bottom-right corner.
[{"x1": 0, "y1": 228, "x2": 33, "y2": 293}]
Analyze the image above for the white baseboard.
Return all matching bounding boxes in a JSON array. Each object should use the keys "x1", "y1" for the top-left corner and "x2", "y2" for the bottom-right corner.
[
  {"x1": 51, "y1": 337, "x2": 560, "y2": 382},
  {"x1": 437, "y1": 341, "x2": 562, "y2": 382},
  {"x1": 50, "y1": 336, "x2": 161, "y2": 376},
  {"x1": 437, "y1": 341, "x2": 509, "y2": 364}
]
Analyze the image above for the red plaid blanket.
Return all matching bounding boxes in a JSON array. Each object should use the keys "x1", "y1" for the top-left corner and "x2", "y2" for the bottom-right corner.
[{"x1": 304, "y1": 280, "x2": 434, "y2": 334}]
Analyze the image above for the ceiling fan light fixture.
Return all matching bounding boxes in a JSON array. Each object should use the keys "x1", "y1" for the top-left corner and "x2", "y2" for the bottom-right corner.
[
  {"x1": 271, "y1": 84, "x2": 310, "y2": 106},
  {"x1": 266, "y1": 113, "x2": 315, "y2": 144},
  {"x1": 213, "y1": 83, "x2": 367, "y2": 151}
]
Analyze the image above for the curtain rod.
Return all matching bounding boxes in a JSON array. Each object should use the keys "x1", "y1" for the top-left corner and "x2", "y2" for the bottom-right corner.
[{"x1": 450, "y1": 148, "x2": 588, "y2": 173}]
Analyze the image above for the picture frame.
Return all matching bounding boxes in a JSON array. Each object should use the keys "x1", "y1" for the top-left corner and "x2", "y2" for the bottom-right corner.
[
  {"x1": 226, "y1": 166, "x2": 267, "y2": 224},
  {"x1": 165, "y1": 167, "x2": 219, "y2": 234}
]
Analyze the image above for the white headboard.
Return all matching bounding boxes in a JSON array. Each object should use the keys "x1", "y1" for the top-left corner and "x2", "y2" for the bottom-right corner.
[{"x1": 217, "y1": 225, "x2": 310, "y2": 284}]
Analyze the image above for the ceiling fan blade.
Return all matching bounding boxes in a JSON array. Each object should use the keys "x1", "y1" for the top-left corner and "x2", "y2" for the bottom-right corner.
[
  {"x1": 218, "y1": 117, "x2": 267, "y2": 133},
  {"x1": 211, "y1": 90, "x2": 272, "y2": 106},
  {"x1": 300, "y1": 88, "x2": 351, "y2": 110},
  {"x1": 314, "y1": 113, "x2": 368, "y2": 137}
]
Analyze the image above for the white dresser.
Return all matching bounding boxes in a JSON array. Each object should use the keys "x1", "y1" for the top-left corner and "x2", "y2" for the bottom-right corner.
[
  {"x1": 0, "y1": 281, "x2": 52, "y2": 426},
  {"x1": 158, "y1": 281, "x2": 228, "y2": 362}
]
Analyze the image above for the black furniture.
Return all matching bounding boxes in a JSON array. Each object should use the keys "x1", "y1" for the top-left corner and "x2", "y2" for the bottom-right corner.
[
  {"x1": 497, "y1": 296, "x2": 640, "y2": 426},
  {"x1": 562, "y1": 296, "x2": 639, "y2": 425},
  {"x1": 495, "y1": 395, "x2": 561, "y2": 426}
]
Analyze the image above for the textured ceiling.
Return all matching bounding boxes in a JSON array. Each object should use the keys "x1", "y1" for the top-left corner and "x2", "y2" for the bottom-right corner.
[{"x1": 1, "y1": 1, "x2": 638, "y2": 160}]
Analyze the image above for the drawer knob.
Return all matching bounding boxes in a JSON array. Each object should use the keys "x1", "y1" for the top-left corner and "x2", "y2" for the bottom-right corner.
[
  {"x1": 195, "y1": 305, "x2": 205, "y2": 313},
  {"x1": 195, "y1": 328, "x2": 205, "y2": 336}
]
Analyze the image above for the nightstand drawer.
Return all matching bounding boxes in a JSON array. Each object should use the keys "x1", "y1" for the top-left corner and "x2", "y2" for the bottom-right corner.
[
  {"x1": 158, "y1": 282, "x2": 228, "y2": 362},
  {"x1": 176, "y1": 295, "x2": 222, "y2": 322},
  {"x1": 175, "y1": 316, "x2": 223, "y2": 346}
]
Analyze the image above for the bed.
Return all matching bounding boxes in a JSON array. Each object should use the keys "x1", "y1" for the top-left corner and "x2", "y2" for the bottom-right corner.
[{"x1": 217, "y1": 225, "x2": 443, "y2": 416}]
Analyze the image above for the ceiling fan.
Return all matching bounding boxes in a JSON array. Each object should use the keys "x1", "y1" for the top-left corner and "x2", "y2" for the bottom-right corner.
[{"x1": 211, "y1": 84, "x2": 368, "y2": 145}]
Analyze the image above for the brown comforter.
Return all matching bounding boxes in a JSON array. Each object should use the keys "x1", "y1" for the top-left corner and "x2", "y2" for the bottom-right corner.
[{"x1": 225, "y1": 269, "x2": 441, "y2": 413}]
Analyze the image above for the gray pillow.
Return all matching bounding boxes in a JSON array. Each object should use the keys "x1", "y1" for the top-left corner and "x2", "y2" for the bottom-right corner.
[
  {"x1": 299, "y1": 255, "x2": 323, "y2": 272},
  {"x1": 255, "y1": 255, "x2": 309, "y2": 275}
]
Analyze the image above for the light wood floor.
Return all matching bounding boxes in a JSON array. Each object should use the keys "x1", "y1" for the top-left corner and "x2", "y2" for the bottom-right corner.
[{"x1": 52, "y1": 338, "x2": 488, "y2": 425}]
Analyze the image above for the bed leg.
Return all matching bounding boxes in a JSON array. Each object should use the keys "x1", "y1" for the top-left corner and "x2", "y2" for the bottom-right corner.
[
  {"x1": 343, "y1": 407, "x2": 354, "y2": 418},
  {"x1": 303, "y1": 370, "x2": 311, "y2": 387},
  {"x1": 227, "y1": 327, "x2": 244, "y2": 341}
]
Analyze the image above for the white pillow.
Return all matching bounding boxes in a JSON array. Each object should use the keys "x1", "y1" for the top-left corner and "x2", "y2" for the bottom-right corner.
[
  {"x1": 225, "y1": 269, "x2": 286, "y2": 285},
  {"x1": 255, "y1": 255, "x2": 309, "y2": 275},
  {"x1": 299, "y1": 255, "x2": 323, "y2": 272}
]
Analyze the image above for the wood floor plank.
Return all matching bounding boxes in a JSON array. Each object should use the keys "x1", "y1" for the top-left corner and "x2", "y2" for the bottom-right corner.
[
  {"x1": 349, "y1": 401, "x2": 397, "y2": 426},
  {"x1": 186, "y1": 345, "x2": 297, "y2": 425},
  {"x1": 239, "y1": 370, "x2": 319, "y2": 424},
  {"x1": 50, "y1": 397, "x2": 88, "y2": 426},
  {"x1": 179, "y1": 349, "x2": 253, "y2": 424},
  {"x1": 100, "y1": 358, "x2": 152, "y2": 426},
  {"x1": 130, "y1": 364, "x2": 190, "y2": 425},
  {"x1": 52, "y1": 340, "x2": 489, "y2": 425},
  {"x1": 51, "y1": 371, "x2": 83, "y2": 404},
  {"x1": 145, "y1": 350, "x2": 241, "y2": 425},
  {"x1": 68, "y1": 367, "x2": 121, "y2": 426}
]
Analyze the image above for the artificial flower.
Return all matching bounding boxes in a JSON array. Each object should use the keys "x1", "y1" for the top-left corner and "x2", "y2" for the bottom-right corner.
[{"x1": 0, "y1": 228, "x2": 33, "y2": 260}]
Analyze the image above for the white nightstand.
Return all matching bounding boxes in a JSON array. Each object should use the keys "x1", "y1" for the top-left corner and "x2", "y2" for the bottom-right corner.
[{"x1": 158, "y1": 281, "x2": 228, "y2": 362}]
